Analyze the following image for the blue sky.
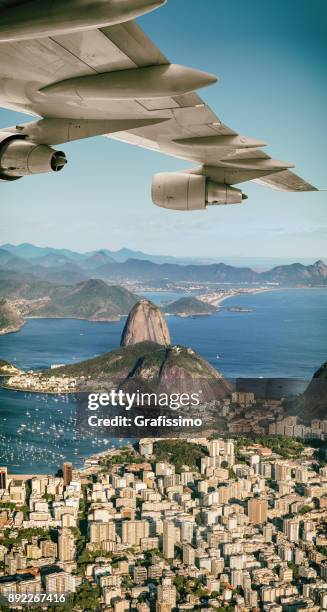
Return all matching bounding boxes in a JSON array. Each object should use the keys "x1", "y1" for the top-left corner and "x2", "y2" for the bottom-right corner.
[{"x1": 1, "y1": 0, "x2": 326, "y2": 260}]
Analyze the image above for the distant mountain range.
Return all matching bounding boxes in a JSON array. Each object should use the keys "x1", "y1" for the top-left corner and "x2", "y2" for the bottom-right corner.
[
  {"x1": 1, "y1": 242, "x2": 195, "y2": 266},
  {"x1": 0, "y1": 243, "x2": 326, "y2": 287},
  {"x1": 95, "y1": 259, "x2": 327, "y2": 286}
]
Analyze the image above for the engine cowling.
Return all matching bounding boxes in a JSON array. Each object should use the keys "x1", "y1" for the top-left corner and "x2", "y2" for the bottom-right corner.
[
  {"x1": 0, "y1": 135, "x2": 67, "y2": 180},
  {"x1": 151, "y1": 172, "x2": 247, "y2": 210}
]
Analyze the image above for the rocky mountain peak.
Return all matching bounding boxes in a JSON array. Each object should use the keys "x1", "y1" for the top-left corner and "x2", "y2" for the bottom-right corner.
[
  {"x1": 121, "y1": 299, "x2": 171, "y2": 347},
  {"x1": 313, "y1": 260, "x2": 327, "y2": 277}
]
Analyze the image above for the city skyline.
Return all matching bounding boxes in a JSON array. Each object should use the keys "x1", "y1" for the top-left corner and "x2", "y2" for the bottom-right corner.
[
  {"x1": 0, "y1": 0, "x2": 326, "y2": 258},
  {"x1": 1, "y1": 436, "x2": 327, "y2": 609}
]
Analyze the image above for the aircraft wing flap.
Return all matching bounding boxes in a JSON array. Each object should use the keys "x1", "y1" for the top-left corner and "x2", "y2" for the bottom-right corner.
[
  {"x1": 203, "y1": 167, "x2": 276, "y2": 185},
  {"x1": 0, "y1": 36, "x2": 95, "y2": 82},
  {"x1": 171, "y1": 92, "x2": 206, "y2": 108},
  {"x1": 0, "y1": 19, "x2": 168, "y2": 84},
  {"x1": 52, "y1": 28, "x2": 137, "y2": 73},
  {"x1": 108, "y1": 102, "x2": 224, "y2": 154},
  {"x1": 254, "y1": 170, "x2": 318, "y2": 192},
  {"x1": 100, "y1": 20, "x2": 168, "y2": 67}
]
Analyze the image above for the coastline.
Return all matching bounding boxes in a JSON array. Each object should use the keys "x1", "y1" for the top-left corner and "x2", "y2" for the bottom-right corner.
[
  {"x1": 198, "y1": 286, "x2": 273, "y2": 309},
  {"x1": 0, "y1": 320, "x2": 26, "y2": 335},
  {"x1": 0, "y1": 314, "x2": 124, "y2": 336},
  {"x1": 165, "y1": 311, "x2": 215, "y2": 318},
  {"x1": 1, "y1": 287, "x2": 326, "y2": 335},
  {"x1": 1, "y1": 384, "x2": 75, "y2": 395},
  {"x1": 1, "y1": 286, "x2": 326, "y2": 396},
  {"x1": 25, "y1": 314, "x2": 123, "y2": 322}
]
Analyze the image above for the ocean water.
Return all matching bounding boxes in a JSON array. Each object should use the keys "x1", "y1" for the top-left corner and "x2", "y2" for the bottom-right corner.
[{"x1": 0, "y1": 288, "x2": 326, "y2": 473}]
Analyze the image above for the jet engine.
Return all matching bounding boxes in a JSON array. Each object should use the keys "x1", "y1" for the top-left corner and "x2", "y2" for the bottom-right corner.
[
  {"x1": 152, "y1": 172, "x2": 247, "y2": 210},
  {"x1": 0, "y1": 134, "x2": 67, "y2": 181}
]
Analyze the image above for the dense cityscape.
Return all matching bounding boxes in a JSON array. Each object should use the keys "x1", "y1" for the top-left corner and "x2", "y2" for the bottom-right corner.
[{"x1": 0, "y1": 434, "x2": 327, "y2": 611}]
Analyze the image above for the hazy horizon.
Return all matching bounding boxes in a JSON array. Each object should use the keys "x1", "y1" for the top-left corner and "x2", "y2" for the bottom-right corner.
[{"x1": 2, "y1": 241, "x2": 326, "y2": 269}]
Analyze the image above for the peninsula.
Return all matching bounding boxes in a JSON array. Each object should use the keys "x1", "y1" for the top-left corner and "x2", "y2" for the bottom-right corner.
[{"x1": 2, "y1": 300, "x2": 231, "y2": 402}]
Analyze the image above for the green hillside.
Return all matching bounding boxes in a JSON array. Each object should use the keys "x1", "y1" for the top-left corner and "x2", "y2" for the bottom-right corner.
[
  {"x1": 27, "y1": 279, "x2": 139, "y2": 321},
  {"x1": 41, "y1": 340, "x2": 231, "y2": 402},
  {"x1": 41, "y1": 341, "x2": 163, "y2": 379},
  {"x1": 0, "y1": 299, "x2": 25, "y2": 334},
  {"x1": 164, "y1": 296, "x2": 216, "y2": 315}
]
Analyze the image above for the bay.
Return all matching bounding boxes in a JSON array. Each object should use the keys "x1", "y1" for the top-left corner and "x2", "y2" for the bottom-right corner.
[{"x1": 0, "y1": 288, "x2": 326, "y2": 473}]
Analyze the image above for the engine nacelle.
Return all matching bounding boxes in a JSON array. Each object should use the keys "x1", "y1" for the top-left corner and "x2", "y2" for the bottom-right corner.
[
  {"x1": 151, "y1": 172, "x2": 246, "y2": 210},
  {"x1": 0, "y1": 0, "x2": 166, "y2": 41},
  {"x1": 206, "y1": 180, "x2": 246, "y2": 205},
  {"x1": 0, "y1": 135, "x2": 67, "y2": 180}
]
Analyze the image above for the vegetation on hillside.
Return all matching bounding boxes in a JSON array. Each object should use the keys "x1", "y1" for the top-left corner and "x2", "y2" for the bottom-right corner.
[
  {"x1": 164, "y1": 296, "x2": 216, "y2": 315},
  {"x1": 0, "y1": 298, "x2": 24, "y2": 333},
  {"x1": 154, "y1": 439, "x2": 208, "y2": 472},
  {"x1": 26, "y1": 279, "x2": 138, "y2": 320}
]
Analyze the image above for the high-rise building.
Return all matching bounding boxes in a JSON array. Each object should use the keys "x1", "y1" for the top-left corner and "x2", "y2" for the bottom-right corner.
[
  {"x1": 245, "y1": 589, "x2": 258, "y2": 608},
  {"x1": 121, "y1": 520, "x2": 149, "y2": 546},
  {"x1": 16, "y1": 577, "x2": 41, "y2": 594},
  {"x1": 275, "y1": 462, "x2": 292, "y2": 483},
  {"x1": 26, "y1": 544, "x2": 41, "y2": 560},
  {"x1": 231, "y1": 392, "x2": 255, "y2": 406},
  {"x1": 156, "y1": 605, "x2": 172, "y2": 612},
  {"x1": 157, "y1": 577, "x2": 176, "y2": 611},
  {"x1": 63, "y1": 462, "x2": 73, "y2": 486},
  {"x1": 263, "y1": 524, "x2": 273, "y2": 543},
  {"x1": 183, "y1": 543, "x2": 195, "y2": 566},
  {"x1": 137, "y1": 603, "x2": 150, "y2": 612},
  {"x1": 89, "y1": 521, "x2": 116, "y2": 545},
  {"x1": 46, "y1": 572, "x2": 76, "y2": 593},
  {"x1": 40, "y1": 539, "x2": 57, "y2": 558},
  {"x1": 180, "y1": 520, "x2": 194, "y2": 544},
  {"x1": 0, "y1": 467, "x2": 7, "y2": 490},
  {"x1": 231, "y1": 569, "x2": 243, "y2": 588},
  {"x1": 9, "y1": 480, "x2": 26, "y2": 505},
  {"x1": 163, "y1": 520, "x2": 175, "y2": 559},
  {"x1": 114, "y1": 599, "x2": 130, "y2": 612},
  {"x1": 58, "y1": 528, "x2": 75, "y2": 562},
  {"x1": 133, "y1": 565, "x2": 147, "y2": 584},
  {"x1": 279, "y1": 565, "x2": 293, "y2": 582},
  {"x1": 283, "y1": 518, "x2": 299, "y2": 542},
  {"x1": 209, "y1": 439, "x2": 224, "y2": 457},
  {"x1": 247, "y1": 497, "x2": 268, "y2": 524},
  {"x1": 148, "y1": 565, "x2": 163, "y2": 580}
]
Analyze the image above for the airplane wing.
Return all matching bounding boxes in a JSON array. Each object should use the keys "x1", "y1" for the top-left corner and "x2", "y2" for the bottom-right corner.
[
  {"x1": 254, "y1": 170, "x2": 318, "y2": 192},
  {"x1": 0, "y1": 0, "x2": 318, "y2": 207}
]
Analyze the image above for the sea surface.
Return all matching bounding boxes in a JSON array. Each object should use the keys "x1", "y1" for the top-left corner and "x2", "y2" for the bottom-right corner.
[{"x1": 0, "y1": 289, "x2": 326, "y2": 474}]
